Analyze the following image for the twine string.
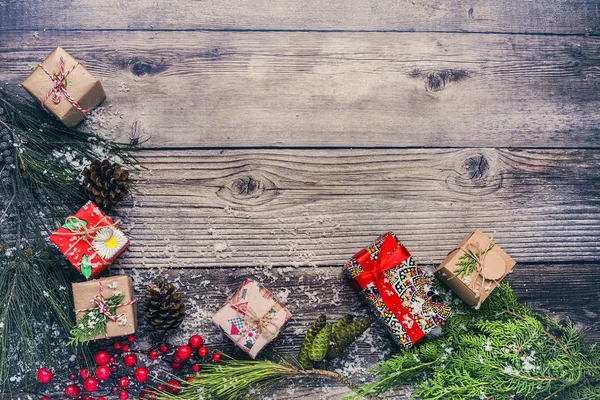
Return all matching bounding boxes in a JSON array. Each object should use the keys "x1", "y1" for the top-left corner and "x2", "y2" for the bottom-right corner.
[
  {"x1": 38, "y1": 56, "x2": 91, "y2": 116},
  {"x1": 458, "y1": 232, "x2": 499, "y2": 309},
  {"x1": 229, "y1": 300, "x2": 280, "y2": 341},
  {"x1": 53, "y1": 215, "x2": 121, "y2": 262},
  {"x1": 74, "y1": 279, "x2": 137, "y2": 338}
]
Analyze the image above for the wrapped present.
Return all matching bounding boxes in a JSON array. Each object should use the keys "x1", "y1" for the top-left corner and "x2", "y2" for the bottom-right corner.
[
  {"x1": 71, "y1": 276, "x2": 137, "y2": 342},
  {"x1": 49, "y1": 201, "x2": 129, "y2": 280},
  {"x1": 435, "y1": 229, "x2": 516, "y2": 309},
  {"x1": 21, "y1": 46, "x2": 106, "y2": 127},
  {"x1": 213, "y1": 279, "x2": 292, "y2": 358},
  {"x1": 344, "y1": 232, "x2": 453, "y2": 349}
]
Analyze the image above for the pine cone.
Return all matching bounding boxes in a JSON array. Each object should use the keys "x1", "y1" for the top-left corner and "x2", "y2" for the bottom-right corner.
[
  {"x1": 298, "y1": 314, "x2": 327, "y2": 369},
  {"x1": 143, "y1": 280, "x2": 186, "y2": 334},
  {"x1": 308, "y1": 323, "x2": 332, "y2": 362},
  {"x1": 82, "y1": 159, "x2": 130, "y2": 207},
  {"x1": 326, "y1": 316, "x2": 372, "y2": 359}
]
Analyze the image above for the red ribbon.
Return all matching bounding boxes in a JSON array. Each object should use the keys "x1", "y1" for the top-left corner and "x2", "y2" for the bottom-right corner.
[{"x1": 353, "y1": 233, "x2": 425, "y2": 343}]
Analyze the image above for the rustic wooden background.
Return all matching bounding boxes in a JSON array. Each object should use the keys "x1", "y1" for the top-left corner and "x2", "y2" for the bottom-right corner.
[{"x1": 1, "y1": 1, "x2": 600, "y2": 398}]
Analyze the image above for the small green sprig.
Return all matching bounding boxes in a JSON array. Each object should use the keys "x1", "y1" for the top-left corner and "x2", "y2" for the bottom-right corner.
[
  {"x1": 449, "y1": 243, "x2": 495, "y2": 279},
  {"x1": 68, "y1": 293, "x2": 125, "y2": 346}
]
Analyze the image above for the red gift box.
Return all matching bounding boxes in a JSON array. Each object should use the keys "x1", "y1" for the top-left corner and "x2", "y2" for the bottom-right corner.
[{"x1": 49, "y1": 201, "x2": 129, "y2": 279}]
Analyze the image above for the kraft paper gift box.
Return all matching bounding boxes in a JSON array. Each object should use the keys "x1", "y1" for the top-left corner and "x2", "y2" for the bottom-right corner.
[
  {"x1": 435, "y1": 229, "x2": 516, "y2": 309},
  {"x1": 49, "y1": 201, "x2": 130, "y2": 280},
  {"x1": 72, "y1": 275, "x2": 137, "y2": 340},
  {"x1": 213, "y1": 279, "x2": 292, "y2": 358},
  {"x1": 344, "y1": 232, "x2": 453, "y2": 349},
  {"x1": 22, "y1": 46, "x2": 106, "y2": 127}
]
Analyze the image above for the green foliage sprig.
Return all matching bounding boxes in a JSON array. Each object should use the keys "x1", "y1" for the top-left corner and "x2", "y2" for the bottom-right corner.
[
  {"x1": 450, "y1": 243, "x2": 495, "y2": 279},
  {"x1": 357, "y1": 283, "x2": 600, "y2": 400},
  {"x1": 68, "y1": 293, "x2": 125, "y2": 346},
  {"x1": 0, "y1": 85, "x2": 133, "y2": 392}
]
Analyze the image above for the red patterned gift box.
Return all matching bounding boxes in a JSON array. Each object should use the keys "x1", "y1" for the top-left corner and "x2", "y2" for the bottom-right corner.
[
  {"x1": 213, "y1": 279, "x2": 292, "y2": 358},
  {"x1": 344, "y1": 232, "x2": 453, "y2": 348},
  {"x1": 49, "y1": 201, "x2": 129, "y2": 280}
]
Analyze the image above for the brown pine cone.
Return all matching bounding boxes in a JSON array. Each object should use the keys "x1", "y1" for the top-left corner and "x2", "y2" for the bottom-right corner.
[
  {"x1": 143, "y1": 280, "x2": 186, "y2": 334},
  {"x1": 82, "y1": 159, "x2": 130, "y2": 207}
]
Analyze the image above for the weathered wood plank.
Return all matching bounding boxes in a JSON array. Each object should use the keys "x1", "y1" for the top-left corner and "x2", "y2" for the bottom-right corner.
[
  {"x1": 1, "y1": 0, "x2": 598, "y2": 34},
  {"x1": 1, "y1": 31, "x2": 599, "y2": 148},
  {"x1": 111, "y1": 148, "x2": 600, "y2": 269}
]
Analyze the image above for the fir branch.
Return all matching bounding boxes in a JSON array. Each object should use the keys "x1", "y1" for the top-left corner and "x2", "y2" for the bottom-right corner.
[{"x1": 67, "y1": 293, "x2": 125, "y2": 346}]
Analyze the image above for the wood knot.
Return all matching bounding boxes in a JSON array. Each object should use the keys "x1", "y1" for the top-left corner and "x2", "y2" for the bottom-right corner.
[
  {"x1": 445, "y1": 152, "x2": 503, "y2": 196},
  {"x1": 216, "y1": 172, "x2": 278, "y2": 207},
  {"x1": 232, "y1": 176, "x2": 259, "y2": 196},
  {"x1": 464, "y1": 154, "x2": 489, "y2": 181},
  {"x1": 116, "y1": 56, "x2": 169, "y2": 76},
  {"x1": 424, "y1": 69, "x2": 470, "y2": 92}
]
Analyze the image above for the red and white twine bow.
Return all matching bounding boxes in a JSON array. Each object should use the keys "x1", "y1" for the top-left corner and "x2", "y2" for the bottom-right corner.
[
  {"x1": 38, "y1": 56, "x2": 91, "y2": 116},
  {"x1": 74, "y1": 279, "x2": 137, "y2": 338}
]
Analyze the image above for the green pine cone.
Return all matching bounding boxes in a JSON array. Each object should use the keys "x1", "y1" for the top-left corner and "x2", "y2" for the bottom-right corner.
[
  {"x1": 308, "y1": 323, "x2": 332, "y2": 362},
  {"x1": 326, "y1": 316, "x2": 372, "y2": 359},
  {"x1": 298, "y1": 314, "x2": 327, "y2": 369},
  {"x1": 332, "y1": 315, "x2": 354, "y2": 334}
]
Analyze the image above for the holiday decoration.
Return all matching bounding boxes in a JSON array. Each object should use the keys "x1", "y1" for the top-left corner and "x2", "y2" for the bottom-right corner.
[
  {"x1": 435, "y1": 229, "x2": 516, "y2": 309},
  {"x1": 0, "y1": 86, "x2": 132, "y2": 393},
  {"x1": 298, "y1": 314, "x2": 372, "y2": 368},
  {"x1": 212, "y1": 278, "x2": 293, "y2": 358},
  {"x1": 49, "y1": 201, "x2": 130, "y2": 279},
  {"x1": 82, "y1": 159, "x2": 131, "y2": 207},
  {"x1": 358, "y1": 282, "x2": 600, "y2": 399},
  {"x1": 143, "y1": 280, "x2": 186, "y2": 334},
  {"x1": 36, "y1": 367, "x2": 53, "y2": 384},
  {"x1": 344, "y1": 232, "x2": 453, "y2": 348},
  {"x1": 21, "y1": 46, "x2": 106, "y2": 127},
  {"x1": 70, "y1": 276, "x2": 137, "y2": 344}
]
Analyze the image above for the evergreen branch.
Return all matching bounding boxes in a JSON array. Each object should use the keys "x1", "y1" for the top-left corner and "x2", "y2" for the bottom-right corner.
[
  {"x1": 67, "y1": 293, "x2": 125, "y2": 346},
  {"x1": 449, "y1": 243, "x2": 495, "y2": 279}
]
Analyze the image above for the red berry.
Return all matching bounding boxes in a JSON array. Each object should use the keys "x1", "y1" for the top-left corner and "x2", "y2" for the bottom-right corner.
[
  {"x1": 127, "y1": 335, "x2": 135, "y2": 342},
  {"x1": 191, "y1": 363, "x2": 201, "y2": 372},
  {"x1": 119, "y1": 376, "x2": 130, "y2": 388},
  {"x1": 98, "y1": 398, "x2": 106, "y2": 400},
  {"x1": 171, "y1": 362, "x2": 183, "y2": 370},
  {"x1": 134, "y1": 367, "x2": 149, "y2": 383},
  {"x1": 197, "y1": 347, "x2": 208, "y2": 358},
  {"x1": 41, "y1": 397, "x2": 50, "y2": 400},
  {"x1": 123, "y1": 353, "x2": 137, "y2": 367},
  {"x1": 212, "y1": 352, "x2": 222, "y2": 363},
  {"x1": 119, "y1": 389, "x2": 129, "y2": 400},
  {"x1": 65, "y1": 384, "x2": 80, "y2": 398},
  {"x1": 176, "y1": 345, "x2": 192, "y2": 360},
  {"x1": 114, "y1": 341, "x2": 122, "y2": 350},
  {"x1": 166, "y1": 379, "x2": 180, "y2": 394},
  {"x1": 188, "y1": 335, "x2": 204, "y2": 349},
  {"x1": 83, "y1": 377, "x2": 99, "y2": 392},
  {"x1": 69, "y1": 373, "x2": 78, "y2": 381},
  {"x1": 112, "y1": 385, "x2": 120, "y2": 394},
  {"x1": 77, "y1": 354, "x2": 83, "y2": 360},
  {"x1": 95, "y1": 365, "x2": 111, "y2": 381},
  {"x1": 80, "y1": 367, "x2": 91, "y2": 379},
  {"x1": 111, "y1": 364, "x2": 119, "y2": 373},
  {"x1": 156, "y1": 384, "x2": 165, "y2": 391},
  {"x1": 158, "y1": 344, "x2": 168, "y2": 353},
  {"x1": 82, "y1": 397, "x2": 94, "y2": 400},
  {"x1": 122, "y1": 344, "x2": 131, "y2": 352},
  {"x1": 109, "y1": 356, "x2": 116, "y2": 364},
  {"x1": 186, "y1": 376, "x2": 195, "y2": 382},
  {"x1": 95, "y1": 350, "x2": 110, "y2": 366},
  {"x1": 148, "y1": 349, "x2": 159, "y2": 360},
  {"x1": 36, "y1": 367, "x2": 53, "y2": 384}
]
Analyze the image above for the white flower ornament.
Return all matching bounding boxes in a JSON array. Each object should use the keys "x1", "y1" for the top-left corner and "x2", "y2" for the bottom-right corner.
[{"x1": 92, "y1": 226, "x2": 128, "y2": 260}]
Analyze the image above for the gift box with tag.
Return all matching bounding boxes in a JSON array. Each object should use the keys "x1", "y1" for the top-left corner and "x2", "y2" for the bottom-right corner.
[{"x1": 435, "y1": 229, "x2": 516, "y2": 309}]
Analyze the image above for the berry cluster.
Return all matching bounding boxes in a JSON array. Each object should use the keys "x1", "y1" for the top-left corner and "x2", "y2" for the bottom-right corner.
[{"x1": 35, "y1": 334, "x2": 221, "y2": 399}]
